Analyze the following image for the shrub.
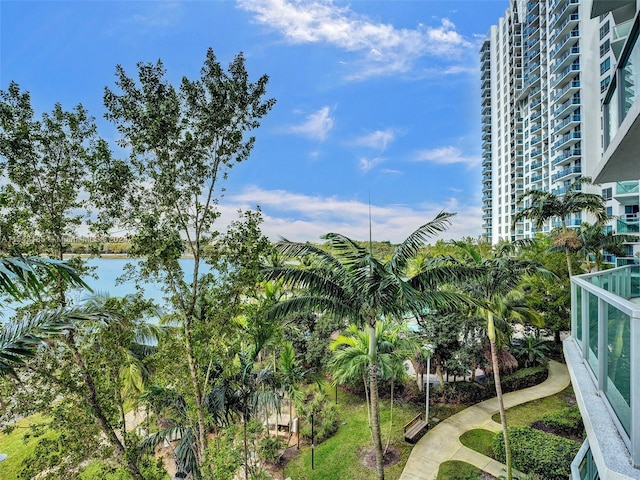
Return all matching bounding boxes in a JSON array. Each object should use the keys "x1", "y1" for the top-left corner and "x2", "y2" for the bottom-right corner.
[
  {"x1": 540, "y1": 405, "x2": 584, "y2": 438},
  {"x1": 439, "y1": 365, "x2": 548, "y2": 404},
  {"x1": 296, "y1": 388, "x2": 338, "y2": 443},
  {"x1": 258, "y1": 435, "x2": 285, "y2": 464},
  {"x1": 493, "y1": 426, "x2": 580, "y2": 480}
]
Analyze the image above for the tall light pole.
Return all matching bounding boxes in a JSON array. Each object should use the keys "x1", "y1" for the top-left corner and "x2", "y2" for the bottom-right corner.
[{"x1": 423, "y1": 344, "x2": 434, "y2": 423}]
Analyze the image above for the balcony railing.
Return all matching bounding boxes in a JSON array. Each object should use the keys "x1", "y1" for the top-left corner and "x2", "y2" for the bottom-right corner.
[
  {"x1": 617, "y1": 218, "x2": 640, "y2": 233},
  {"x1": 552, "y1": 148, "x2": 581, "y2": 166},
  {"x1": 604, "y1": 20, "x2": 640, "y2": 149},
  {"x1": 570, "y1": 265, "x2": 640, "y2": 467},
  {"x1": 552, "y1": 165, "x2": 581, "y2": 182},
  {"x1": 616, "y1": 181, "x2": 639, "y2": 195},
  {"x1": 554, "y1": 114, "x2": 581, "y2": 134},
  {"x1": 552, "y1": 80, "x2": 580, "y2": 102}
]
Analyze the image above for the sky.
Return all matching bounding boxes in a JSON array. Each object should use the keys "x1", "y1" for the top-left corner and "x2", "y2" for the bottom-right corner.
[{"x1": 1, "y1": 0, "x2": 508, "y2": 244}]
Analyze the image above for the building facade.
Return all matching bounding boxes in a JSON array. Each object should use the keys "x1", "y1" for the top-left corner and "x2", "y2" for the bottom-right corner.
[
  {"x1": 568, "y1": 0, "x2": 640, "y2": 465},
  {"x1": 486, "y1": 1, "x2": 640, "y2": 478},
  {"x1": 481, "y1": 0, "x2": 640, "y2": 268}
]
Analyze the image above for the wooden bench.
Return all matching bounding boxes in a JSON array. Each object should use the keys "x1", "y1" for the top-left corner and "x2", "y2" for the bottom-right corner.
[{"x1": 403, "y1": 413, "x2": 428, "y2": 444}]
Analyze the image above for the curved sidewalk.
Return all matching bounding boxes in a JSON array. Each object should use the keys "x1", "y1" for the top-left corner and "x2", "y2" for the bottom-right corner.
[{"x1": 399, "y1": 360, "x2": 570, "y2": 480}]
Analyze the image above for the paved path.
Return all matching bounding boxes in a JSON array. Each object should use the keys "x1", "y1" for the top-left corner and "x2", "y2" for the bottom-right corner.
[{"x1": 399, "y1": 360, "x2": 570, "y2": 480}]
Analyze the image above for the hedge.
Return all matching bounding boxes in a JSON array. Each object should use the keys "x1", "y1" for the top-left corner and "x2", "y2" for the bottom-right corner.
[
  {"x1": 540, "y1": 405, "x2": 584, "y2": 438},
  {"x1": 493, "y1": 426, "x2": 580, "y2": 480},
  {"x1": 439, "y1": 365, "x2": 548, "y2": 404}
]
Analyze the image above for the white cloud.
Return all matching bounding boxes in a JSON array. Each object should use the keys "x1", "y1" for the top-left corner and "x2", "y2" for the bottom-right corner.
[
  {"x1": 414, "y1": 146, "x2": 480, "y2": 166},
  {"x1": 287, "y1": 106, "x2": 334, "y2": 141},
  {"x1": 353, "y1": 129, "x2": 395, "y2": 151},
  {"x1": 237, "y1": 0, "x2": 473, "y2": 80},
  {"x1": 220, "y1": 185, "x2": 482, "y2": 243},
  {"x1": 359, "y1": 156, "x2": 384, "y2": 173}
]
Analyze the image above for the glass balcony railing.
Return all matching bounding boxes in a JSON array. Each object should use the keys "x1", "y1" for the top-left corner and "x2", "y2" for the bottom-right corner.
[
  {"x1": 616, "y1": 181, "x2": 639, "y2": 195},
  {"x1": 604, "y1": 24, "x2": 640, "y2": 149},
  {"x1": 617, "y1": 217, "x2": 639, "y2": 233},
  {"x1": 571, "y1": 265, "x2": 640, "y2": 455}
]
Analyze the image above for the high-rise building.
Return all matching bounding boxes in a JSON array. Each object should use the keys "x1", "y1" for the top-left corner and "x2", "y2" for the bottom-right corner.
[
  {"x1": 481, "y1": 0, "x2": 640, "y2": 268},
  {"x1": 485, "y1": 1, "x2": 640, "y2": 478}
]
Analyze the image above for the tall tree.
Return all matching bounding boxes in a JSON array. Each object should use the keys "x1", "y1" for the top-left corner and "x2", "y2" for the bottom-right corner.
[
  {"x1": 512, "y1": 177, "x2": 607, "y2": 275},
  {"x1": 7, "y1": 295, "x2": 163, "y2": 480},
  {"x1": 453, "y1": 240, "x2": 548, "y2": 480},
  {"x1": 0, "y1": 82, "x2": 107, "y2": 260},
  {"x1": 101, "y1": 48, "x2": 275, "y2": 462},
  {"x1": 574, "y1": 221, "x2": 637, "y2": 272},
  {"x1": 266, "y1": 212, "x2": 474, "y2": 480}
]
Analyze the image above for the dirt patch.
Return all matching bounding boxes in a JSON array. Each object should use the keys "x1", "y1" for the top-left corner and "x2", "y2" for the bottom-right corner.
[{"x1": 359, "y1": 446, "x2": 401, "y2": 470}]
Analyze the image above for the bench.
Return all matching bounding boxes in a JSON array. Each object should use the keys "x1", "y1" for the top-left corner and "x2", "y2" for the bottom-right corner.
[{"x1": 403, "y1": 413, "x2": 428, "y2": 444}]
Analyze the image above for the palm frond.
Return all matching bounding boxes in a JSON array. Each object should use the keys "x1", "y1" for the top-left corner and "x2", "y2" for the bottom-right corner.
[{"x1": 388, "y1": 211, "x2": 454, "y2": 273}]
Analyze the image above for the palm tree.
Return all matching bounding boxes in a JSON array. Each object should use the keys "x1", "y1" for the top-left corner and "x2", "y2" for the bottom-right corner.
[
  {"x1": 513, "y1": 177, "x2": 608, "y2": 275},
  {"x1": 453, "y1": 240, "x2": 549, "y2": 480},
  {"x1": 0, "y1": 256, "x2": 89, "y2": 377},
  {"x1": 265, "y1": 211, "x2": 474, "y2": 480},
  {"x1": 574, "y1": 222, "x2": 638, "y2": 272},
  {"x1": 329, "y1": 322, "x2": 392, "y2": 437},
  {"x1": 278, "y1": 342, "x2": 320, "y2": 432}
]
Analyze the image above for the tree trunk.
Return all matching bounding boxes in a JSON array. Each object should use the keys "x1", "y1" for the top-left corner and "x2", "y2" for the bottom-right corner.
[
  {"x1": 565, "y1": 246, "x2": 573, "y2": 277},
  {"x1": 244, "y1": 415, "x2": 250, "y2": 480},
  {"x1": 66, "y1": 335, "x2": 145, "y2": 480},
  {"x1": 488, "y1": 314, "x2": 512, "y2": 480},
  {"x1": 183, "y1": 316, "x2": 207, "y2": 462},
  {"x1": 368, "y1": 322, "x2": 385, "y2": 480},
  {"x1": 384, "y1": 376, "x2": 394, "y2": 454}
]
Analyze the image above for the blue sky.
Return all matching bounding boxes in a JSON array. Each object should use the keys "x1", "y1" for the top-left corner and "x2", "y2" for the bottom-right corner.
[{"x1": 1, "y1": 0, "x2": 507, "y2": 243}]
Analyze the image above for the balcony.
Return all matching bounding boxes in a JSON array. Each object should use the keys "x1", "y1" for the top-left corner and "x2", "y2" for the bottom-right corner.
[
  {"x1": 551, "y1": 46, "x2": 580, "y2": 74},
  {"x1": 553, "y1": 131, "x2": 582, "y2": 150},
  {"x1": 530, "y1": 160, "x2": 543, "y2": 170},
  {"x1": 554, "y1": 114, "x2": 581, "y2": 135},
  {"x1": 568, "y1": 265, "x2": 640, "y2": 476},
  {"x1": 553, "y1": 95, "x2": 581, "y2": 118},
  {"x1": 616, "y1": 181, "x2": 640, "y2": 195},
  {"x1": 617, "y1": 217, "x2": 640, "y2": 233},
  {"x1": 530, "y1": 173, "x2": 543, "y2": 182},
  {"x1": 550, "y1": 28, "x2": 580, "y2": 59},
  {"x1": 551, "y1": 11, "x2": 579, "y2": 41},
  {"x1": 552, "y1": 80, "x2": 580, "y2": 103},
  {"x1": 552, "y1": 165, "x2": 582, "y2": 182},
  {"x1": 552, "y1": 148, "x2": 581, "y2": 167},
  {"x1": 530, "y1": 148, "x2": 543, "y2": 158},
  {"x1": 552, "y1": 61, "x2": 580, "y2": 88}
]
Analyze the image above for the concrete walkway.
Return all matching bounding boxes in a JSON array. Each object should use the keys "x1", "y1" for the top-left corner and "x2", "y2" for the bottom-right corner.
[{"x1": 399, "y1": 360, "x2": 571, "y2": 480}]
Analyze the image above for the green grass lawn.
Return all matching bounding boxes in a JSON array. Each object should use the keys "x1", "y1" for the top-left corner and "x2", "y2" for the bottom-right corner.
[
  {"x1": 446, "y1": 384, "x2": 580, "y2": 480},
  {"x1": 283, "y1": 386, "x2": 466, "y2": 480},
  {"x1": 459, "y1": 429, "x2": 495, "y2": 458},
  {"x1": 0, "y1": 414, "x2": 57, "y2": 479},
  {"x1": 491, "y1": 385, "x2": 576, "y2": 426},
  {"x1": 436, "y1": 460, "x2": 486, "y2": 480}
]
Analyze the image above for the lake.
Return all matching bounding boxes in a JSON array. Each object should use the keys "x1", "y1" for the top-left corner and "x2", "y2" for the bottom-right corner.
[{"x1": 4, "y1": 257, "x2": 205, "y2": 316}]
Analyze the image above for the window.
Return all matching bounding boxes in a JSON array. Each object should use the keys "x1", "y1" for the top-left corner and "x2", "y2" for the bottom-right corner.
[
  {"x1": 606, "y1": 206, "x2": 613, "y2": 216},
  {"x1": 600, "y1": 39, "x2": 610, "y2": 57},
  {"x1": 600, "y1": 58, "x2": 611, "y2": 75},
  {"x1": 601, "y1": 76, "x2": 611, "y2": 93},
  {"x1": 600, "y1": 21, "x2": 610, "y2": 40},
  {"x1": 602, "y1": 187, "x2": 612, "y2": 200}
]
